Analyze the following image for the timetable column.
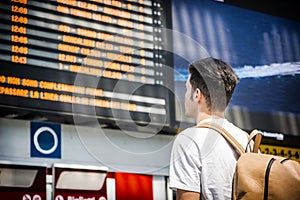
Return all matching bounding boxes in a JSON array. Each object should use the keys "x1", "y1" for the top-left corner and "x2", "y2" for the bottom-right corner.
[{"x1": 11, "y1": 0, "x2": 28, "y2": 65}]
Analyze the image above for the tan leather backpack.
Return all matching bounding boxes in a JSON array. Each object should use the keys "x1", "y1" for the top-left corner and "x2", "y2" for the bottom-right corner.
[{"x1": 199, "y1": 122, "x2": 300, "y2": 200}]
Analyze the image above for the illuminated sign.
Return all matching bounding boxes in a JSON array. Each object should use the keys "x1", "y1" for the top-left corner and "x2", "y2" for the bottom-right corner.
[
  {"x1": 0, "y1": 0, "x2": 172, "y2": 127},
  {"x1": 260, "y1": 144, "x2": 300, "y2": 162},
  {"x1": 30, "y1": 121, "x2": 61, "y2": 159},
  {"x1": 0, "y1": 162, "x2": 47, "y2": 200},
  {"x1": 53, "y1": 163, "x2": 107, "y2": 200}
]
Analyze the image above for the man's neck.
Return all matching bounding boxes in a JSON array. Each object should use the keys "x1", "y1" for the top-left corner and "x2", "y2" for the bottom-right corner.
[{"x1": 195, "y1": 111, "x2": 225, "y2": 124}]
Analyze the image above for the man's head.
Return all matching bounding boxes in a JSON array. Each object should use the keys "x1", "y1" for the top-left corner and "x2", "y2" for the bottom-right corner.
[{"x1": 185, "y1": 57, "x2": 239, "y2": 118}]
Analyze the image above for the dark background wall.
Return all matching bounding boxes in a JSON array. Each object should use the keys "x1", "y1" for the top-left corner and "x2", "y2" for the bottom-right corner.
[{"x1": 172, "y1": 0, "x2": 300, "y2": 135}]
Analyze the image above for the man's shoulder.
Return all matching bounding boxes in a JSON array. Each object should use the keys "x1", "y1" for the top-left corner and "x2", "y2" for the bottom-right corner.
[
  {"x1": 177, "y1": 126, "x2": 206, "y2": 135},
  {"x1": 222, "y1": 121, "x2": 249, "y2": 147},
  {"x1": 175, "y1": 126, "x2": 210, "y2": 143}
]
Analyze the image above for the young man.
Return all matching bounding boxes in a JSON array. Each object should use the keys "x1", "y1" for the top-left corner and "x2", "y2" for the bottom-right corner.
[{"x1": 169, "y1": 57, "x2": 248, "y2": 200}]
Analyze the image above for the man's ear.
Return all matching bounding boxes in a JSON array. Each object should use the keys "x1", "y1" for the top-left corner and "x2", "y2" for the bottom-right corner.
[{"x1": 195, "y1": 88, "x2": 202, "y2": 102}]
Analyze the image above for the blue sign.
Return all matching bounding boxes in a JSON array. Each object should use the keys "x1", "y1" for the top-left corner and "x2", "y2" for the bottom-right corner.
[{"x1": 31, "y1": 122, "x2": 61, "y2": 158}]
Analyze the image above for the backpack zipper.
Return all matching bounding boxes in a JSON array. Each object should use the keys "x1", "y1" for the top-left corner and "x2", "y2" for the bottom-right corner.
[{"x1": 264, "y1": 158, "x2": 276, "y2": 200}]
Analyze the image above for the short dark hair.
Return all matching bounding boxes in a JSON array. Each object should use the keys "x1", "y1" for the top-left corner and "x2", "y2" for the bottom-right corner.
[{"x1": 188, "y1": 57, "x2": 239, "y2": 112}]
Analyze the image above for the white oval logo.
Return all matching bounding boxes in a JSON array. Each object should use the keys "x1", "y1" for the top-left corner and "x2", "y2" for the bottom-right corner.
[{"x1": 33, "y1": 126, "x2": 58, "y2": 154}]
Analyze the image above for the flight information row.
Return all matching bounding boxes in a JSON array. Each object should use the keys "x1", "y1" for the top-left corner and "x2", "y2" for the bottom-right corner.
[
  {"x1": 0, "y1": 74, "x2": 166, "y2": 115},
  {"x1": 0, "y1": 53, "x2": 157, "y2": 84},
  {"x1": 2, "y1": 0, "x2": 159, "y2": 33}
]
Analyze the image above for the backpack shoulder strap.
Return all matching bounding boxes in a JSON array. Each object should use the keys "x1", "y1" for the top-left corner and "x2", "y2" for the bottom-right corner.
[
  {"x1": 247, "y1": 129, "x2": 262, "y2": 153},
  {"x1": 197, "y1": 122, "x2": 245, "y2": 156}
]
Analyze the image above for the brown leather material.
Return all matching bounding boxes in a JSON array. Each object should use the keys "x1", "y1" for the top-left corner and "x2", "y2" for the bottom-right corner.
[
  {"x1": 247, "y1": 129, "x2": 262, "y2": 153},
  {"x1": 197, "y1": 122, "x2": 300, "y2": 200},
  {"x1": 234, "y1": 154, "x2": 300, "y2": 200}
]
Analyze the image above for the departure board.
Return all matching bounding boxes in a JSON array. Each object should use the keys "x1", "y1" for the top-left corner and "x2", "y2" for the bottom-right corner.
[{"x1": 0, "y1": 0, "x2": 173, "y2": 127}]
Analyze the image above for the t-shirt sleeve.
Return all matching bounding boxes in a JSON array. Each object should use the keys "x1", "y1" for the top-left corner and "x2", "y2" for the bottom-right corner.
[{"x1": 169, "y1": 132, "x2": 201, "y2": 193}]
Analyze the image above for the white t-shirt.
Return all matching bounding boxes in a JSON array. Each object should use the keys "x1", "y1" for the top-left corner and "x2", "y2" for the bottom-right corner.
[{"x1": 169, "y1": 118, "x2": 248, "y2": 200}]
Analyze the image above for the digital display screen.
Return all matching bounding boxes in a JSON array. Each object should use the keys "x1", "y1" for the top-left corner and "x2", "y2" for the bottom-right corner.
[
  {"x1": 0, "y1": 0, "x2": 173, "y2": 127},
  {"x1": 172, "y1": 0, "x2": 300, "y2": 134}
]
